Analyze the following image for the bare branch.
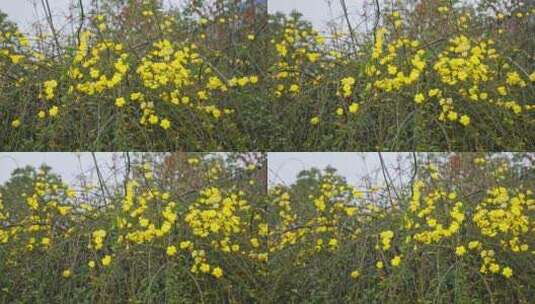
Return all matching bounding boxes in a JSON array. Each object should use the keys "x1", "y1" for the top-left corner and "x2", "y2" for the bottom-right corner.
[
  {"x1": 40, "y1": 0, "x2": 62, "y2": 56},
  {"x1": 339, "y1": 0, "x2": 358, "y2": 55},
  {"x1": 91, "y1": 152, "x2": 111, "y2": 202}
]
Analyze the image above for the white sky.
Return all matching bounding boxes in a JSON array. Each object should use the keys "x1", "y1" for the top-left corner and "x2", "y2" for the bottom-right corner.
[
  {"x1": 0, "y1": 152, "x2": 119, "y2": 187},
  {"x1": 0, "y1": 0, "x2": 363, "y2": 32},
  {"x1": 0, "y1": 153, "x2": 411, "y2": 189},
  {"x1": 268, "y1": 152, "x2": 411, "y2": 187}
]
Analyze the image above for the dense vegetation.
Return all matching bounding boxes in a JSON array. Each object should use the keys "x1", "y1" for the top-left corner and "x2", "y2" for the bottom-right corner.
[
  {"x1": 1, "y1": 153, "x2": 533, "y2": 303},
  {"x1": 0, "y1": 0, "x2": 533, "y2": 151}
]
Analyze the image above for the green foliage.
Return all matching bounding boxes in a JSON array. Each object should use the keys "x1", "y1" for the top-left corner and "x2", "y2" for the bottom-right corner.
[{"x1": 0, "y1": 1, "x2": 533, "y2": 150}]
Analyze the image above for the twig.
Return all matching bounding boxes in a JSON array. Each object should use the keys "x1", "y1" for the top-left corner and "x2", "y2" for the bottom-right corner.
[
  {"x1": 76, "y1": 0, "x2": 86, "y2": 46},
  {"x1": 378, "y1": 152, "x2": 393, "y2": 206},
  {"x1": 409, "y1": 152, "x2": 418, "y2": 200},
  {"x1": 186, "y1": 270, "x2": 206, "y2": 304},
  {"x1": 378, "y1": 152, "x2": 400, "y2": 207},
  {"x1": 40, "y1": 0, "x2": 62, "y2": 56},
  {"x1": 505, "y1": 56, "x2": 531, "y2": 80},
  {"x1": 339, "y1": 0, "x2": 358, "y2": 55},
  {"x1": 372, "y1": 0, "x2": 381, "y2": 39},
  {"x1": 91, "y1": 152, "x2": 111, "y2": 202},
  {"x1": 123, "y1": 152, "x2": 131, "y2": 195}
]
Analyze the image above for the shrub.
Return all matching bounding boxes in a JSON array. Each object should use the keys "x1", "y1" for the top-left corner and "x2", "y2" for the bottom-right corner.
[{"x1": 0, "y1": 0, "x2": 533, "y2": 150}]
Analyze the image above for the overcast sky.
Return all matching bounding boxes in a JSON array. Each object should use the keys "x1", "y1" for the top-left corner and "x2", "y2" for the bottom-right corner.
[
  {"x1": 0, "y1": 153, "x2": 119, "y2": 187},
  {"x1": 268, "y1": 153, "x2": 410, "y2": 187},
  {"x1": 0, "y1": 0, "x2": 363, "y2": 32},
  {"x1": 1, "y1": 153, "x2": 411, "y2": 189}
]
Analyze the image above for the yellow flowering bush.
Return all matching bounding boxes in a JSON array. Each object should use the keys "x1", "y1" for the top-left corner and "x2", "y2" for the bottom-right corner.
[
  {"x1": 266, "y1": 153, "x2": 534, "y2": 302},
  {"x1": 0, "y1": 152, "x2": 534, "y2": 302},
  {"x1": 0, "y1": 152, "x2": 268, "y2": 302},
  {"x1": 0, "y1": 1, "x2": 533, "y2": 150}
]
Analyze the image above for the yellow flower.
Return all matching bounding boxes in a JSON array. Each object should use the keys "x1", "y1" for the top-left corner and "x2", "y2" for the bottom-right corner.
[
  {"x1": 336, "y1": 108, "x2": 344, "y2": 116},
  {"x1": 166, "y1": 245, "x2": 177, "y2": 256},
  {"x1": 98, "y1": 23, "x2": 107, "y2": 31},
  {"x1": 350, "y1": 270, "x2": 360, "y2": 279},
  {"x1": 376, "y1": 261, "x2": 384, "y2": 269},
  {"x1": 200, "y1": 263, "x2": 210, "y2": 273},
  {"x1": 180, "y1": 241, "x2": 192, "y2": 250},
  {"x1": 43, "y1": 80, "x2": 58, "y2": 100},
  {"x1": 310, "y1": 117, "x2": 320, "y2": 125},
  {"x1": 62, "y1": 270, "x2": 72, "y2": 278},
  {"x1": 115, "y1": 97, "x2": 126, "y2": 108},
  {"x1": 459, "y1": 115, "x2": 470, "y2": 126},
  {"x1": 428, "y1": 89, "x2": 441, "y2": 97},
  {"x1": 249, "y1": 76, "x2": 259, "y2": 84},
  {"x1": 247, "y1": 34, "x2": 255, "y2": 41},
  {"x1": 10, "y1": 54, "x2": 24, "y2": 64},
  {"x1": 138, "y1": 218, "x2": 149, "y2": 227},
  {"x1": 529, "y1": 72, "x2": 535, "y2": 82},
  {"x1": 92, "y1": 230, "x2": 107, "y2": 250},
  {"x1": 38, "y1": 111, "x2": 46, "y2": 119},
  {"x1": 289, "y1": 84, "x2": 300, "y2": 93},
  {"x1": 447, "y1": 111, "x2": 458, "y2": 121},
  {"x1": 414, "y1": 93, "x2": 425, "y2": 104},
  {"x1": 212, "y1": 109, "x2": 221, "y2": 119},
  {"x1": 11, "y1": 119, "x2": 21, "y2": 128},
  {"x1": 489, "y1": 263, "x2": 500, "y2": 273},
  {"x1": 307, "y1": 52, "x2": 320, "y2": 62},
  {"x1": 187, "y1": 158, "x2": 199, "y2": 165},
  {"x1": 391, "y1": 255, "x2": 401, "y2": 267},
  {"x1": 41, "y1": 237, "x2": 51, "y2": 247},
  {"x1": 340, "y1": 77, "x2": 356, "y2": 97},
  {"x1": 101, "y1": 255, "x2": 112, "y2": 267},
  {"x1": 349, "y1": 103, "x2": 360, "y2": 114},
  {"x1": 160, "y1": 119, "x2": 171, "y2": 130},
  {"x1": 502, "y1": 267, "x2": 513, "y2": 278},
  {"x1": 88, "y1": 261, "x2": 96, "y2": 269},
  {"x1": 506, "y1": 72, "x2": 526, "y2": 87},
  {"x1": 455, "y1": 246, "x2": 466, "y2": 256},
  {"x1": 250, "y1": 238, "x2": 260, "y2": 248},
  {"x1": 149, "y1": 115, "x2": 159, "y2": 125},
  {"x1": 328, "y1": 238, "x2": 338, "y2": 249},
  {"x1": 131, "y1": 92, "x2": 143, "y2": 101},
  {"x1": 49, "y1": 106, "x2": 59, "y2": 117},
  {"x1": 212, "y1": 267, "x2": 223, "y2": 279},
  {"x1": 57, "y1": 206, "x2": 71, "y2": 216},
  {"x1": 380, "y1": 230, "x2": 394, "y2": 250},
  {"x1": 345, "y1": 207, "x2": 357, "y2": 216}
]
